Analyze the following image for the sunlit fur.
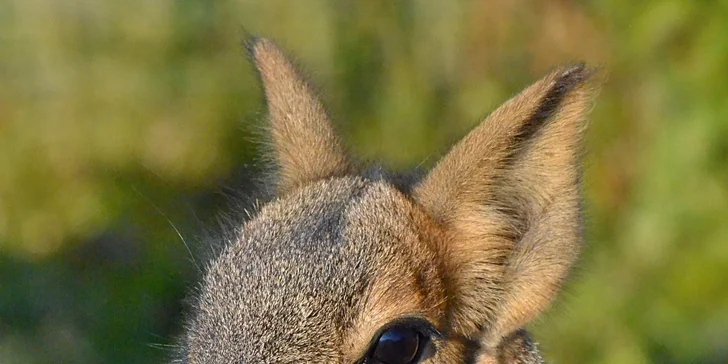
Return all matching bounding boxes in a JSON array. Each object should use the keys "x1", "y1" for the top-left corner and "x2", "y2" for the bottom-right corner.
[{"x1": 176, "y1": 37, "x2": 600, "y2": 364}]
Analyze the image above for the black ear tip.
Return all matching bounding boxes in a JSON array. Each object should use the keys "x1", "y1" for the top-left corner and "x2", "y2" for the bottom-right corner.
[
  {"x1": 550, "y1": 63, "x2": 602, "y2": 97},
  {"x1": 564, "y1": 62, "x2": 586, "y2": 74},
  {"x1": 558, "y1": 63, "x2": 592, "y2": 85},
  {"x1": 241, "y1": 30, "x2": 263, "y2": 58}
]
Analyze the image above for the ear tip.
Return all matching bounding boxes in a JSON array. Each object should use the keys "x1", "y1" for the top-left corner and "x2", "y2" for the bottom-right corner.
[
  {"x1": 554, "y1": 63, "x2": 605, "y2": 99},
  {"x1": 562, "y1": 62, "x2": 608, "y2": 83},
  {"x1": 240, "y1": 26, "x2": 257, "y2": 50},
  {"x1": 563, "y1": 62, "x2": 587, "y2": 73},
  {"x1": 243, "y1": 35, "x2": 287, "y2": 65},
  {"x1": 557, "y1": 63, "x2": 591, "y2": 85},
  {"x1": 242, "y1": 35, "x2": 266, "y2": 57}
]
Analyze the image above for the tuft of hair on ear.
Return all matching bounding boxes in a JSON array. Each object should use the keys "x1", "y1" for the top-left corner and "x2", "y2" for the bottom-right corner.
[
  {"x1": 245, "y1": 36, "x2": 353, "y2": 194},
  {"x1": 412, "y1": 64, "x2": 601, "y2": 343}
]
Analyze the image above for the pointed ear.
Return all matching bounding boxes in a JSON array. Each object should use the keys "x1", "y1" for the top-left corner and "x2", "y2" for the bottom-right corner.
[
  {"x1": 413, "y1": 65, "x2": 600, "y2": 342},
  {"x1": 247, "y1": 37, "x2": 351, "y2": 193}
]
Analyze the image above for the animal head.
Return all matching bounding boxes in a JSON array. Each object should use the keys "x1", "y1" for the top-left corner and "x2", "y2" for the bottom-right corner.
[{"x1": 178, "y1": 37, "x2": 600, "y2": 364}]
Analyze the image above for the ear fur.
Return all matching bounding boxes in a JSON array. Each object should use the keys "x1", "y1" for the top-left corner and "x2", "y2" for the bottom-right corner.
[
  {"x1": 247, "y1": 37, "x2": 352, "y2": 193},
  {"x1": 412, "y1": 65, "x2": 600, "y2": 342}
]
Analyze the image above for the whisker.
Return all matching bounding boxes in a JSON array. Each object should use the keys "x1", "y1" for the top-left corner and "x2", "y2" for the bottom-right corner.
[
  {"x1": 136, "y1": 161, "x2": 207, "y2": 233},
  {"x1": 148, "y1": 342, "x2": 181, "y2": 349},
  {"x1": 415, "y1": 152, "x2": 434, "y2": 170},
  {"x1": 131, "y1": 185, "x2": 202, "y2": 273}
]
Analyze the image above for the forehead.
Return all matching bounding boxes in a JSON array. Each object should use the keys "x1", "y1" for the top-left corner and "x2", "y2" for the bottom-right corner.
[{"x1": 185, "y1": 177, "x2": 440, "y2": 363}]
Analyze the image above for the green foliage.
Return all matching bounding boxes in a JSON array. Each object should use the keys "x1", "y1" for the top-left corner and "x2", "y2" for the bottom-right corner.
[{"x1": 1, "y1": 1, "x2": 726, "y2": 363}]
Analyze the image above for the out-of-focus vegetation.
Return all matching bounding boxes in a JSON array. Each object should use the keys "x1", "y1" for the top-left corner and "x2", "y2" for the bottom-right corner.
[{"x1": 1, "y1": 0, "x2": 726, "y2": 363}]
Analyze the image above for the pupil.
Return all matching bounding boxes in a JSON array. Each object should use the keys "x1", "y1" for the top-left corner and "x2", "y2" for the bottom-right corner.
[{"x1": 373, "y1": 326, "x2": 420, "y2": 364}]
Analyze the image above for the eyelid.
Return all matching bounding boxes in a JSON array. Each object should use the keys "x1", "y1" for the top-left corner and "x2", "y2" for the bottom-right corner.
[{"x1": 381, "y1": 316, "x2": 442, "y2": 339}]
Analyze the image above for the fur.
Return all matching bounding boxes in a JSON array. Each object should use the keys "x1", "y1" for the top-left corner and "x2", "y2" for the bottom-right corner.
[{"x1": 175, "y1": 37, "x2": 601, "y2": 363}]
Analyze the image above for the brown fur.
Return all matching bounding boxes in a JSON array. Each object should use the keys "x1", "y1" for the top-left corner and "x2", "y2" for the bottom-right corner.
[{"x1": 178, "y1": 37, "x2": 601, "y2": 364}]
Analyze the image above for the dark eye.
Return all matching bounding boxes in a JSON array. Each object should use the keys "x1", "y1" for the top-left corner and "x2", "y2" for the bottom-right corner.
[{"x1": 371, "y1": 325, "x2": 421, "y2": 364}]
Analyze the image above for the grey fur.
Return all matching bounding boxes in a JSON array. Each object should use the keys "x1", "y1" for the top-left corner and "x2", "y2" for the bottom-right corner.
[{"x1": 183, "y1": 178, "x2": 439, "y2": 363}]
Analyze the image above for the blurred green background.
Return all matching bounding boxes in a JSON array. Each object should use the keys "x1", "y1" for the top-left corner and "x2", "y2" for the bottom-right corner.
[{"x1": 1, "y1": 0, "x2": 727, "y2": 363}]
